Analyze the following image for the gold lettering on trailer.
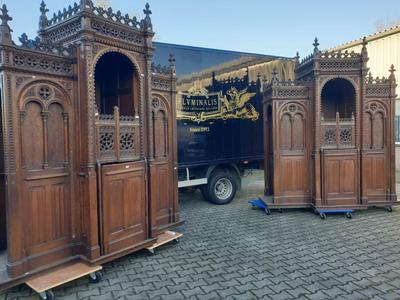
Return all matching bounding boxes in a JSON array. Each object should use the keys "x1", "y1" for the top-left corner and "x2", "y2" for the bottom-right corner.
[{"x1": 177, "y1": 87, "x2": 259, "y2": 123}]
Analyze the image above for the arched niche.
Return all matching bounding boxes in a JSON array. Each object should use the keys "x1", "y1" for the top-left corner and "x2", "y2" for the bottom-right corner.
[
  {"x1": 321, "y1": 78, "x2": 355, "y2": 120},
  {"x1": 151, "y1": 97, "x2": 169, "y2": 158},
  {"x1": 94, "y1": 52, "x2": 139, "y2": 116}
]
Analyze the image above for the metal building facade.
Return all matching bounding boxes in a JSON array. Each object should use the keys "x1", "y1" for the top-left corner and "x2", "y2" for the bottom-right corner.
[
  {"x1": 333, "y1": 26, "x2": 400, "y2": 146},
  {"x1": 333, "y1": 26, "x2": 400, "y2": 98}
]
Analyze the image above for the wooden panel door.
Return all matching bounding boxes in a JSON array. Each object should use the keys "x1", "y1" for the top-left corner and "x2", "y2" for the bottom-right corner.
[
  {"x1": 322, "y1": 150, "x2": 358, "y2": 206},
  {"x1": 279, "y1": 156, "x2": 309, "y2": 203},
  {"x1": 149, "y1": 161, "x2": 171, "y2": 233},
  {"x1": 100, "y1": 161, "x2": 147, "y2": 255},
  {"x1": 149, "y1": 96, "x2": 178, "y2": 237},
  {"x1": 362, "y1": 152, "x2": 387, "y2": 202},
  {"x1": 18, "y1": 87, "x2": 74, "y2": 272}
]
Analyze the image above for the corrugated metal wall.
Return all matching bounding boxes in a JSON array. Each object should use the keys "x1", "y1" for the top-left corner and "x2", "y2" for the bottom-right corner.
[{"x1": 334, "y1": 28, "x2": 400, "y2": 101}]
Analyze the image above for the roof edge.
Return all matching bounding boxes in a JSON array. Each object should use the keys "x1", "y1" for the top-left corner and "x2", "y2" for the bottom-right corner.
[
  {"x1": 153, "y1": 41, "x2": 290, "y2": 60},
  {"x1": 331, "y1": 25, "x2": 400, "y2": 51}
]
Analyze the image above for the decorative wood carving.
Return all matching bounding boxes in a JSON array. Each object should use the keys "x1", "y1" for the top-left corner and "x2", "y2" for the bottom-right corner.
[
  {"x1": 0, "y1": 1, "x2": 180, "y2": 288},
  {"x1": 263, "y1": 38, "x2": 397, "y2": 210}
]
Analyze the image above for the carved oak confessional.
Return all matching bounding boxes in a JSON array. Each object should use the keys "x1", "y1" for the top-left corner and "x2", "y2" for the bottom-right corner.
[
  {"x1": 263, "y1": 39, "x2": 398, "y2": 211},
  {"x1": 0, "y1": 0, "x2": 181, "y2": 289}
]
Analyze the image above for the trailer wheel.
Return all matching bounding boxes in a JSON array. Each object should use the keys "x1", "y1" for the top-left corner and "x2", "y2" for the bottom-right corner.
[{"x1": 204, "y1": 171, "x2": 237, "y2": 205}]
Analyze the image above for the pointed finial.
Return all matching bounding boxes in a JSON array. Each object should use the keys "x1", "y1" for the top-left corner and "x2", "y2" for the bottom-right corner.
[
  {"x1": 39, "y1": 1, "x2": 49, "y2": 30},
  {"x1": 295, "y1": 51, "x2": 300, "y2": 67},
  {"x1": 0, "y1": 4, "x2": 12, "y2": 26},
  {"x1": 19, "y1": 32, "x2": 29, "y2": 45},
  {"x1": 389, "y1": 64, "x2": 396, "y2": 82},
  {"x1": 361, "y1": 36, "x2": 368, "y2": 59},
  {"x1": 313, "y1": 37, "x2": 319, "y2": 54},
  {"x1": 390, "y1": 64, "x2": 396, "y2": 74},
  {"x1": 142, "y1": 2, "x2": 152, "y2": 31},
  {"x1": 0, "y1": 4, "x2": 13, "y2": 45},
  {"x1": 169, "y1": 54, "x2": 176, "y2": 76},
  {"x1": 168, "y1": 53, "x2": 175, "y2": 67},
  {"x1": 144, "y1": 3, "x2": 152, "y2": 19},
  {"x1": 366, "y1": 71, "x2": 373, "y2": 83},
  {"x1": 80, "y1": 0, "x2": 93, "y2": 10},
  {"x1": 271, "y1": 67, "x2": 279, "y2": 86}
]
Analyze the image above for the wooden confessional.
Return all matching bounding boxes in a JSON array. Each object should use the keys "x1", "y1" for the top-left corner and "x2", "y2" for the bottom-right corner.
[
  {"x1": 263, "y1": 38, "x2": 398, "y2": 211},
  {"x1": 0, "y1": 1, "x2": 181, "y2": 290}
]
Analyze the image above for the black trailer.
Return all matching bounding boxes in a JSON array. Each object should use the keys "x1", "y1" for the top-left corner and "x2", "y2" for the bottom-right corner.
[{"x1": 153, "y1": 42, "x2": 295, "y2": 204}]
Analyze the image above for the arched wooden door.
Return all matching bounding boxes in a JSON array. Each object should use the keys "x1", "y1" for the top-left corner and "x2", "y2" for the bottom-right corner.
[
  {"x1": 18, "y1": 82, "x2": 74, "y2": 270},
  {"x1": 149, "y1": 96, "x2": 176, "y2": 236}
]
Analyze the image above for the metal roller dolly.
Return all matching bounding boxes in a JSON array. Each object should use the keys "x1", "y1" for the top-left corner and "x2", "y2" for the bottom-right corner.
[
  {"x1": 248, "y1": 198, "x2": 271, "y2": 215},
  {"x1": 315, "y1": 209, "x2": 354, "y2": 220}
]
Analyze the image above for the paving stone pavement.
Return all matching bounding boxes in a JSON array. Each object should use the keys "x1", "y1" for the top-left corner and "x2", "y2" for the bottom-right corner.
[{"x1": 2, "y1": 173, "x2": 400, "y2": 300}]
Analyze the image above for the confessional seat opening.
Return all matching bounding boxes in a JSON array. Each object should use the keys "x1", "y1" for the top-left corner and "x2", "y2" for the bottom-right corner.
[
  {"x1": 95, "y1": 52, "x2": 138, "y2": 116},
  {"x1": 321, "y1": 78, "x2": 355, "y2": 120}
]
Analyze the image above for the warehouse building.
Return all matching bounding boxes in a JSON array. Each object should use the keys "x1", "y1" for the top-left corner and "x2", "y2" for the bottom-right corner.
[
  {"x1": 332, "y1": 26, "x2": 400, "y2": 128},
  {"x1": 332, "y1": 25, "x2": 400, "y2": 169}
]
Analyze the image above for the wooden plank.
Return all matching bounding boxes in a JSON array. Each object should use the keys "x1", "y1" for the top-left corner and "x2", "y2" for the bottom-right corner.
[
  {"x1": 146, "y1": 231, "x2": 183, "y2": 251},
  {"x1": 26, "y1": 262, "x2": 102, "y2": 293}
]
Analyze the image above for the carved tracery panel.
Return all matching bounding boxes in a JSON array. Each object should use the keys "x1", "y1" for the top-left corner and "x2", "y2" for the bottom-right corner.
[
  {"x1": 363, "y1": 101, "x2": 387, "y2": 150},
  {"x1": 20, "y1": 84, "x2": 70, "y2": 170},
  {"x1": 152, "y1": 97, "x2": 169, "y2": 158},
  {"x1": 22, "y1": 101, "x2": 44, "y2": 169},
  {"x1": 279, "y1": 103, "x2": 306, "y2": 151}
]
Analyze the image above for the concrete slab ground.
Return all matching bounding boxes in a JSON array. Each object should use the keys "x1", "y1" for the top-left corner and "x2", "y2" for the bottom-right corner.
[{"x1": 2, "y1": 170, "x2": 400, "y2": 300}]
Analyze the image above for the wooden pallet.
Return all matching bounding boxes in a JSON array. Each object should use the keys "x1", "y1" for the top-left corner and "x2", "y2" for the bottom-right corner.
[
  {"x1": 26, "y1": 261, "x2": 102, "y2": 299},
  {"x1": 146, "y1": 231, "x2": 183, "y2": 254}
]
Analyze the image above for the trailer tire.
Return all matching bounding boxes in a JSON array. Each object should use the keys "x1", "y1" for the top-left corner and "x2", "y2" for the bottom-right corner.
[{"x1": 204, "y1": 171, "x2": 237, "y2": 205}]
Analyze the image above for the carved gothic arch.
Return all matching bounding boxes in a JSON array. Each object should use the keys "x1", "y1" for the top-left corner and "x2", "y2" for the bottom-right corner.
[
  {"x1": 319, "y1": 75, "x2": 359, "y2": 99},
  {"x1": 18, "y1": 79, "x2": 71, "y2": 110},
  {"x1": 151, "y1": 94, "x2": 170, "y2": 159},
  {"x1": 278, "y1": 102, "x2": 307, "y2": 119}
]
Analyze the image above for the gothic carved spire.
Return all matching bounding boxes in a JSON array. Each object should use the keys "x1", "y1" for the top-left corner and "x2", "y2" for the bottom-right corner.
[
  {"x1": 168, "y1": 53, "x2": 175, "y2": 67},
  {"x1": 0, "y1": 4, "x2": 13, "y2": 45},
  {"x1": 361, "y1": 36, "x2": 368, "y2": 58},
  {"x1": 80, "y1": 0, "x2": 94, "y2": 10},
  {"x1": 295, "y1": 51, "x2": 300, "y2": 68},
  {"x1": 313, "y1": 37, "x2": 319, "y2": 55},
  {"x1": 168, "y1": 53, "x2": 176, "y2": 76},
  {"x1": 389, "y1": 64, "x2": 396, "y2": 83},
  {"x1": 366, "y1": 71, "x2": 373, "y2": 84},
  {"x1": 142, "y1": 2, "x2": 153, "y2": 31},
  {"x1": 0, "y1": 4, "x2": 11, "y2": 26},
  {"x1": 39, "y1": 0, "x2": 49, "y2": 30},
  {"x1": 271, "y1": 67, "x2": 279, "y2": 86}
]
